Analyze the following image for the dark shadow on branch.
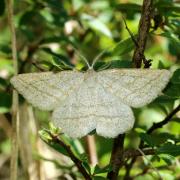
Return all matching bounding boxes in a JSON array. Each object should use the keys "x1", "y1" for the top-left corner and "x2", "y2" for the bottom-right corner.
[{"x1": 47, "y1": 131, "x2": 92, "y2": 180}]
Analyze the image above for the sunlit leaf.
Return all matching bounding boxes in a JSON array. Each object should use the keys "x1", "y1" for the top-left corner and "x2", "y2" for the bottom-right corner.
[
  {"x1": 82, "y1": 14, "x2": 112, "y2": 37},
  {"x1": 39, "y1": 129, "x2": 68, "y2": 156},
  {"x1": 111, "y1": 37, "x2": 135, "y2": 56}
]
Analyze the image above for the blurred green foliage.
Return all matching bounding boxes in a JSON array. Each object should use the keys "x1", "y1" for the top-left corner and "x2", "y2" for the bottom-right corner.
[{"x1": 0, "y1": 0, "x2": 179, "y2": 179}]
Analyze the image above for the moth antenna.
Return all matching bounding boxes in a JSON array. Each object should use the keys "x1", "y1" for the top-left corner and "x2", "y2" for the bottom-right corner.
[
  {"x1": 91, "y1": 48, "x2": 108, "y2": 68},
  {"x1": 72, "y1": 47, "x2": 91, "y2": 69}
]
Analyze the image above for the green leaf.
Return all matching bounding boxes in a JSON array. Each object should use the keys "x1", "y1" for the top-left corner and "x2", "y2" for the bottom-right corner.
[
  {"x1": 144, "y1": 133, "x2": 180, "y2": 146},
  {"x1": 107, "y1": 60, "x2": 132, "y2": 68},
  {"x1": 79, "y1": 153, "x2": 88, "y2": 162},
  {"x1": 0, "y1": 0, "x2": 5, "y2": 16},
  {"x1": 82, "y1": 161, "x2": 91, "y2": 174},
  {"x1": 72, "y1": 0, "x2": 85, "y2": 10},
  {"x1": 157, "y1": 143, "x2": 180, "y2": 156},
  {"x1": 0, "y1": 92, "x2": 12, "y2": 113},
  {"x1": 0, "y1": 59, "x2": 13, "y2": 73},
  {"x1": 111, "y1": 37, "x2": 135, "y2": 56},
  {"x1": 39, "y1": 129, "x2": 68, "y2": 156},
  {"x1": 159, "y1": 154, "x2": 176, "y2": 165},
  {"x1": 49, "y1": 122, "x2": 60, "y2": 135},
  {"x1": 0, "y1": 77, "x2": 8, "y2": 89},
  {"x1": 82, "y1": 14, "x2": 112, "y2": 38},
  {"x1": 165, "y1": 83, "x2": 180, "y2": 99},
  {"x1": 0, "y1": 44, "x2": 11, "y2": 54},
  {"x1": 116, "y1": 3, "x2": 141, "y2": 12},
  {"x1": 171, "y1": 69, "x2": 180, "y2": 84},
  {"x1": 93, "y1": 164, "x2": 112, "y2": 175},
  {"x1": 155, "y1": 2, "x2": 180, "y2": 13},
  {"x1": 51, "y1": 56, "x2": 73, "y2": 70},
  {"x1": 139, "y1": 133, "x2": 155, "y2": 147},
  {"x1": 93, "y1": 176, "x2": 107, "y2": 180}
]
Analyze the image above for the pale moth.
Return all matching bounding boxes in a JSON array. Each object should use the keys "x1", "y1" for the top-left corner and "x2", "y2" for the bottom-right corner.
[{"x1": 11, "y1": 55, "x2": 171, "y2": 138}]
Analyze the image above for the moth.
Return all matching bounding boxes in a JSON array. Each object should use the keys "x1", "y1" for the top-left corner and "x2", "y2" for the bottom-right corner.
[{"x1": 11, "y1": 56, "x2": 171, "y2": 138}]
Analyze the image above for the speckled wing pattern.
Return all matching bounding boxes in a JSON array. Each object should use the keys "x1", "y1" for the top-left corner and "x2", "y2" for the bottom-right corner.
[
  {"x1": 11, "y1": 69, "x2": 171, "y2": 138},
  {"x1": 10, "y1": 71, "x2": 85, "y2": 110}
]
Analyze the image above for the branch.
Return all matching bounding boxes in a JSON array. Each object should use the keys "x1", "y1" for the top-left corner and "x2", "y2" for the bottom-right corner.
[
  {"x1": 132, "y1": 0, "x2": 153, "y2": 68},
  {"x1": 147, "y1": 104, "x2": 180, "y2": 134},
  {"x1": 123, "y1": 148, "x2": 155, "y2": 159},
  {"x1": 107, "y1": 1, "x2": 153, "y2": 177},
  {"x1": 107, "y1": 134, "x2": 125, "y2": 180},
  {"x1": 48, "y1": 132, "x2": 92, "y2": 180},
  {"x1": 6, "y1": 1, "x2": 19, "y2": 180},
  {"x1": 123, "y1": 0, "x2": 153, "y2": 178},
  {"x1": 122, "y1": 17, "x2": 152, "y2": 68}
]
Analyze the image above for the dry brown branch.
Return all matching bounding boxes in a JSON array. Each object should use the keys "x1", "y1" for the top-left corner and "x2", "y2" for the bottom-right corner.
[{"x1": 6, "y1": 0, "x2": 19, "y2": 180}]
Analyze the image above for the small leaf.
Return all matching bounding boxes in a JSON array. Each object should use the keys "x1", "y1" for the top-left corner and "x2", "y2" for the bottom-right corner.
[
  {"x1": 82, "y1": 14, "x2": 112, "y2": 37},
  {"x1": 0, "y1": 44, "x2": 11, "y2": 54},
  {"x1": 139, "y1": 133, "x2": 155, "y2": 147},
  {"x1": 0, "y1": 92, "x2": 12, "y2": 113},
  {"x1": 116, "y1": 3, "x2": 141, "y2": 12},
  {"x1": 171, "y1": 69, "x2": 180, "y2": 84},
  {"x1": 72, "y1": 0, "x2": 85, "y2": 10},
  {"x1": 0, "y1": 0, "x2": 5, "y2": 16},
  {"x1": 49, "y1": 122, "x2": 60, "y2": 135},
  {"x1": 39, "y1": 129, "x2": 68, "y2": 156},
  {"x1": 93, "y1": 176, "x2": 107, "y2": 180},
  {"x1": 39, "y1": 129, "x2": 52, "y2": 141},
  {"x1": 155, "y1": 2, "x2": 180, "y2": 13},
  {"x1": 93, "y1": 164, "x2": 112, "y2": 175},
  {"x1": 80, "y1": 153, "x2": 89, "y2": 162},
  {"x1": 82, "y1": 161, "x2": 91, "y2": 174},
  {"x1": 159, "y1": 154, "x2": 176, "y2": 165},
  {"x1": 111, "y1": 37, "x2": 135, "y2": 56},
  {"x1": 165, "y1": 83, "x2": 180, "y2": 99},
  {"x1": 157, "y1": 143, "x2": 180, "y2": 156},
  {"x1": 108, "y1": 60, "x2": 132, "y2": 68}
]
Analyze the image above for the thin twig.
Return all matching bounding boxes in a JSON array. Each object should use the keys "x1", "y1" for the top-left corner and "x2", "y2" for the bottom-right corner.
[
  {"x1": 147, "y1": 104, "x2": 180, "y2": 134},
  {"x1": 123, "y1": 0, "x2": 153, "y2": 178},
  {"x1": 6, "y1": 1, "x2": 19, "y2": 180},
  {"x1": 122, "y1": 16, "x2": 152, "y2": 68},
  {"x1": 107, "y1": 134, "x2": 125, "y2": 180},
  {"x1": 132, "y1": 0, "x2": 153, "y2": 68},
  {"x1": 123, "y1": 148, "x2": 155, "y2": 159},
  {"x1": 137, "y1": 148, "x2": 163, "y2": 180},
  {"x1": 47, "y1": 132, "x2": 92, "y2": 180}
]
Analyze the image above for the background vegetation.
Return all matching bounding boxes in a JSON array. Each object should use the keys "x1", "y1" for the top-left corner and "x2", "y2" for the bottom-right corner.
[{"x1": 0, "y1": 0, "x2": 179, "y2": 179}]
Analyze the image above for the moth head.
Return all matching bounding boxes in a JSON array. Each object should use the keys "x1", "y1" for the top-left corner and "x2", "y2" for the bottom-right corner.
[{"x1": 73, "y1": 47, "x2": 108, "y2": 71}]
